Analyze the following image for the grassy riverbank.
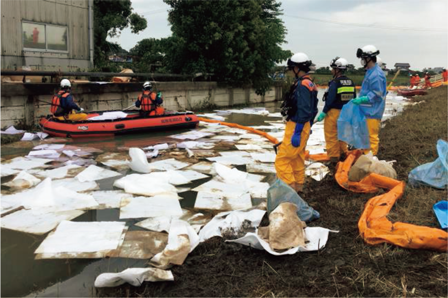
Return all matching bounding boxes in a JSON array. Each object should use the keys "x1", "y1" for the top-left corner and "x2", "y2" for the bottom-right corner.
[
  {"x1": 98, "y1": 87, "x2": 447, "y2": 297},
  {"x1": 311, "y1": 73, "x2": 411, "y2": 87}
]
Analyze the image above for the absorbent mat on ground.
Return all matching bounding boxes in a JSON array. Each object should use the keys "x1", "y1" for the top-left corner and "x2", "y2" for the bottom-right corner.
[
  {"x1": 88, "y1": 190, "x2": 133, "y2": 209},
  {"x1": 207, "y1": 155, "x2": 253, "y2": 166},
  {"x1": 2, "y1": 171, "x2": 41, "y2": 190},
  {"x1": 106, "y1": 230, "x2": 168, "y2": 259},
  {"x1": 250, "y1": 152, "x2": 276, "y2": 163},
  {"x1": 51, "y1": 178, "x2": 99, "y2": 192},
  {"x1": 76, "y1": 165, "x2": 121, "y2": 182},
  {"x1": 185, "y1": 162, "x2": 214, "y2": 174},
  {"x1": 235, "y1": 144, "x2": 263, "y2": 151},
  {"x1": 169, "y1": 131, "x2": 214, "y2": 140},
  {"x1": 34, "y1": 221, "x2": 127, "y2": 257},
  {"x1": 27, "y1": 149, "x2": 61, "y2": 159},
  {"x1": 34, "y1": 165, "x2": 82, "y2": 179},
  {"x1": 305, "y1": 162, "x2": 330, "y2": 181},
  {"x1": 227, "y1": 227, "x2": 335, "y2": 256},
  {"x1": 119, "y1": 195, "x2": 183, "y2": 219},
  {"x1": 246, "y1": 162, "x2": 276, "y2": 174},
  {"x1": 1, "y1": 157, "x2": 52, "y2": 172},
  {"x1": 194, "y1": 191, "x2": 252, "y2": 211},
  {"x1": 1, "y1": 209, "x2": 85, "y2": 235},
  {"x1": 148, "y1": 158, "x2": 190, "y2": 171}
]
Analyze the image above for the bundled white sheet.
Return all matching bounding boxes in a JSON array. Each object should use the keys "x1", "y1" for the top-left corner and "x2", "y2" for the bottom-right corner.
[
  {"x1": 94, "y1": 268, "x2": 174, "y2": 287},
  {"x1": 88, "y1": 111, "x2": 128, "y2": 121}
]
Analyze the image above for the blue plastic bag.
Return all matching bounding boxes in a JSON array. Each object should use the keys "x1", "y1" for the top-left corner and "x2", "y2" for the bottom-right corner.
[
  {"x1": 433, "y1": 201, "x2": 448, "y2": 229},
  {"x1": 337, "y1": 101, "x2": 370, "y2": 149},
  {"x1": 267, "y1": 179, "x2": 320, "y2": 222},
  {"x1": 408, "y1": 139, "x2": 448, "y2": 189}
]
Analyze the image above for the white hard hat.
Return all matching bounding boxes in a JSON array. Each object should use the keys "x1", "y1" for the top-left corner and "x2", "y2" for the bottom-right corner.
[
  {"x1": 356, "y1": 45, "x2": 380, "y2": 58},
  {"x1": 330, "y1": 57, "x2": 348, "y2": 70},
  {"x1": 60, "y1": 79, "x2": 71, "y2": 88},
  {"x1": 290, "y1": 52, "x2": 310, "y2": 64},
  {"x1": 376, "y1": 56, "x2": 383, "y2": 66},
  {"x1": 143, "y1": 81, "x2": 152, "y2": 90},
  {"x1": 287, "y1": 52, "x2": 312, "y2": 71}
]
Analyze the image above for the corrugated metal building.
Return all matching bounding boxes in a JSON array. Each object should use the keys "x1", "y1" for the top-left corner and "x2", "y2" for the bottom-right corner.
[{"x1": 1, "y1": 0, "x2": 93, "y2": 72}]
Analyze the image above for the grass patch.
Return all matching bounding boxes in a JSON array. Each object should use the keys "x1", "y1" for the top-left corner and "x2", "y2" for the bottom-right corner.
[{"x1": 311, "y1": 73, "x2": 411, "y2": 87}]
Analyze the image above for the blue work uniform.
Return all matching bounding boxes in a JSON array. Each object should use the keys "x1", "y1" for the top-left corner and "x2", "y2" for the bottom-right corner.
[
  {"x1": 290, "y1": 75, "x2": 319, "y2": 124},
  {"x1": 358, "y1": 64, "x2": 387, "y2": 119}
]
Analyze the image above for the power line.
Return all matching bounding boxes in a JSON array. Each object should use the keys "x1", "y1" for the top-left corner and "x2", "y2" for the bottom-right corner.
[{"x1": 283, "y1": 14, "x2": 447, "y2": 33}]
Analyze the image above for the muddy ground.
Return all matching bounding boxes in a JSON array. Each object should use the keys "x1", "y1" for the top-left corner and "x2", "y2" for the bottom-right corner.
[{"x1": 99, "y1": 87, "x2": 447, "y2": 297}]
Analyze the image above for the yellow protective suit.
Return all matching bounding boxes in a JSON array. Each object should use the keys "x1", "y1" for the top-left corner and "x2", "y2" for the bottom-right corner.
[
  {"x1": 275, "y1": 121, "x2": 311, "y2": 186},
  {"x1": 56, "y1": 111, "x2": 88, "y2": 122},
  {"x1": 364, "y1": 118, "x2": 381, "y2": 155},
  {"x1": 323, "y1": 109, "x2": 348, "y2": 159}
]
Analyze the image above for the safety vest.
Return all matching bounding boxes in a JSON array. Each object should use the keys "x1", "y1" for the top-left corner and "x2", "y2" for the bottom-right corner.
[
  {"x1": 334, "y1": 75, "x2": 356, "y2": 104},
  {"x1": 138, "y1": 91, "x2": 157, "y2": 112},
  {"x1": 51, "y1": 90, "x2": 69, "y2": 115}
]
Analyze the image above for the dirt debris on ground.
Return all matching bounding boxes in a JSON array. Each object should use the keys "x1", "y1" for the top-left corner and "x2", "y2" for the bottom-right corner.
[{"x1": 97, "y1": 87, "x2": 447, "y2": 297}]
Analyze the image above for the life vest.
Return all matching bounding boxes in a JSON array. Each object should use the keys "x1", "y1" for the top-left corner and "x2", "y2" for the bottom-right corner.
[
  {"x1": 51, "y1": 90, "x2": 69, "y2": 116},
  {"x1": 138, "y1": 91, "x2": 157, "y2": 112},
  {"x1": 280, "y1": 75, "x2": 317, "y2": 121}
]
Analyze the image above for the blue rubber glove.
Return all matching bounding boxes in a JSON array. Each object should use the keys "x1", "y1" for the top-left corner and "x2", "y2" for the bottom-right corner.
[
  {"x1": 351, "y1": 96, "x2": 369, "y2": 105},
  {"x1": 316, "y1": 112, "x2": 326, "y2": 122},
  {"x1": 291, "y1": 122, "x2": 304, "y2": 147}
]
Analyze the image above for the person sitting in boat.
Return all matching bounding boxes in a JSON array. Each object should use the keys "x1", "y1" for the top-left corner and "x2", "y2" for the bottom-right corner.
[
  {"x1": 424, "y1": 72, "x2": 432, "y2": 89},
  {"x1": 135, "y1": 81, "x2": 165, "y2": 117},
  {"x1": 51, "y1": 79, "x2": 88, "y2": 121}
]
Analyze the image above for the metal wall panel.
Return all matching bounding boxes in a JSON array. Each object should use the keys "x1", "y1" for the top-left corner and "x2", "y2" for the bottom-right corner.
[
  {"x1": 1, "y1": 0, "x2": 21, "y2": 56},
  {"x1": 1, "y1": 0, "x2": 91, "y2": 70}
]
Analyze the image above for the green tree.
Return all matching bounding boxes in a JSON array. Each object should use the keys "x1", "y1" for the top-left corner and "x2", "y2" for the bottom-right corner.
[
  {"x1": 129, "y1": 38, "x2": 167, "y2": 72},
  {"x1": 163, "y1": 0, "x2": 291, "y2": 94},
  {"x1": 93, "y1": 0, "x2": 147, "y2": 69}
]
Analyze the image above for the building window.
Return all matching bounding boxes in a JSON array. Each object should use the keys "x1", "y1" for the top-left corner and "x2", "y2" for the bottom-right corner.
[{"x1": 22, "y1": 21, "x2": 68, "y2": 52}]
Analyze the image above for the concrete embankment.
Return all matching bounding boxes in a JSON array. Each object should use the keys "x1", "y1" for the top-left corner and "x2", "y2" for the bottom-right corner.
[{"x1": 1, "y1": 81, "x2": 283, "y2": 128}]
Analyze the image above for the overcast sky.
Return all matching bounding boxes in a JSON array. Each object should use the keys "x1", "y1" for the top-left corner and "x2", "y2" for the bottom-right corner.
[{"x1": 108, "y1": 0, "x2": 448, "y2": 70}]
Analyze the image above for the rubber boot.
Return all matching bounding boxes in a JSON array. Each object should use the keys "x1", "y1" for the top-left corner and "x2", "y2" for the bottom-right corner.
[{"x1": 328, "y1": 157, "x2": 339, "y2": 175}]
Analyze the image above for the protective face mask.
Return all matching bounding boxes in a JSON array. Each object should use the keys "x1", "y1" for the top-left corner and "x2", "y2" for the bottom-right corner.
[{"x1": 361, "y1": 59, "x2": 367, "y2": 66}]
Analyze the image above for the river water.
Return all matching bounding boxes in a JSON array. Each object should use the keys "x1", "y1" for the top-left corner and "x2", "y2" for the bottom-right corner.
[{"x1": 1, "y1": 90, "x2": 408, "y2": 297}]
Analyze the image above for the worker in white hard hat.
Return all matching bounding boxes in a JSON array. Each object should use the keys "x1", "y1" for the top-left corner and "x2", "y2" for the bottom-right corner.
[
  {"x1": 135, "y1": 81, "x2": 164, "y2": 117},
  {"x1": 376, "y1": 56, "x2": 383, "y2": 68},
  {"x1": 276, "y1": 52, "x2": 319, "y2": 194},
  {"x1": 315, "y1": 57, "x2": 356, "y2": 164},
  {"x1": 352, "y1": 45, "x2": 387, "y2": 155},
  {"x1": 50, "y1": 79, "x2": 88, "y2": 121}
]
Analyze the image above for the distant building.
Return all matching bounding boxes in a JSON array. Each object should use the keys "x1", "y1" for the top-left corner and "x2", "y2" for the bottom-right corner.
[
  {"x1": 1, "y1": 0, "x2": 94, "y2": 71},
  {"x1": 394, "y1": 63, "x2": 411, "y2": 71}
]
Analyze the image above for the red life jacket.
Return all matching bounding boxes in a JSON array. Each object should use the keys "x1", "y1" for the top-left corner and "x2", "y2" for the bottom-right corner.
[
  {"x1": 138, "y1": 90, "x2": 157, "y2": 112},
  {"x1": 51, "y1": 90, "x2": 69, "y2": 115}
]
